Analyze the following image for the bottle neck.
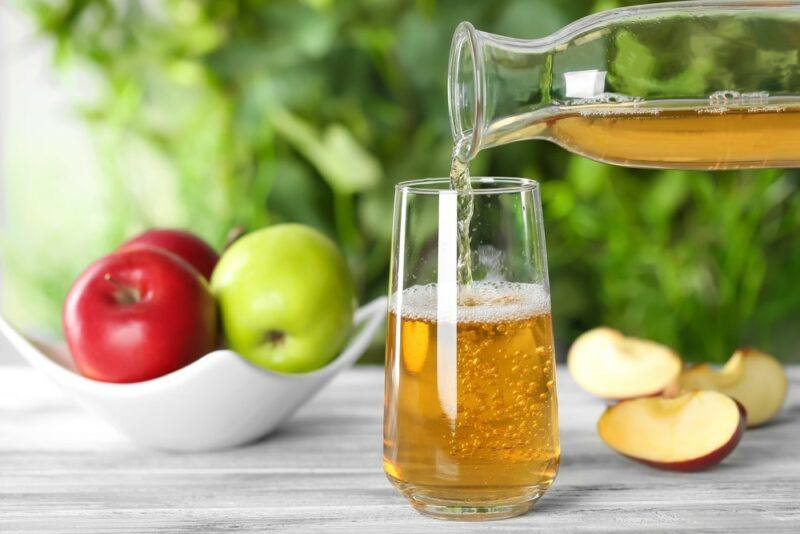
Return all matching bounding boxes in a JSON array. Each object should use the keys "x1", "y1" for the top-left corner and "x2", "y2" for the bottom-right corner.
[{"x1": 448, "y1": 22, "x2": 554, "y2": 160}]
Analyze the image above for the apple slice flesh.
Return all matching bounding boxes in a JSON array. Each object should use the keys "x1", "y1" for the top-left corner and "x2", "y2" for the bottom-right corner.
[
  {"x1": 680, "y1": 349, "x2": 787, "y2": 427},
  {"x1": 568, "y1": 328, "x2": 682, "y2": 400},
  {"x1": 598, "y1": 391, "x2": 745, "y2": 471}
]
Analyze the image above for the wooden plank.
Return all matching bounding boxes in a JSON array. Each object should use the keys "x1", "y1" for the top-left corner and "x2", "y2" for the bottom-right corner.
[{"x1": 0, "y1": 366, "x2": 798, "y2": 533}]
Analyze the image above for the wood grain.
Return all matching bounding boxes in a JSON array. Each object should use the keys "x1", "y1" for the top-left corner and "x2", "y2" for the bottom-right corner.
[{"x1": 0, "y1": 365, "x2": 798, "y2": 533}]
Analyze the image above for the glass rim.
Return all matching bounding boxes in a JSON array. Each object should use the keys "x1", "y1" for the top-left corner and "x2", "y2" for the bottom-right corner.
[{"x1": 396, "y1": 177, "x2": 539, "y2": 195}]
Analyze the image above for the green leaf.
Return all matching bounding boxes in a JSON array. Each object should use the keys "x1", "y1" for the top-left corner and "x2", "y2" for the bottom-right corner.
[
  {"x1": 644, "y1": 170, "x2": 689, "y2": 223},
  {"x1": 270, "y1": 108, "x2": 382, "y2": 194},
  {"x1": 495, "y1": 0, "x2": 569, "y2": 39}
]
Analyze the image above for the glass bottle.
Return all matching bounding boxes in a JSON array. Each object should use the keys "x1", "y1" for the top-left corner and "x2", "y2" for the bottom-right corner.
[{"x1": 449, "y1": 1, "x2": 800, "y2": 169}]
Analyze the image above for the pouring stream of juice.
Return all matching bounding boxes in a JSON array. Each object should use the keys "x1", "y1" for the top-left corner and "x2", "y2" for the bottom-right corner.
[{"x1": 450, "y1": 140, "x2": 473, "y2": 286}]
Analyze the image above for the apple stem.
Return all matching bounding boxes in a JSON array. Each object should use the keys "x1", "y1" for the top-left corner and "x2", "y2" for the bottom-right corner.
[
  {"x1": 104, "y1": 274, "x2": 141, "y2": 305},
  {"x1": 265, "y1": 330, "x2": 286, "y2": 346},
  {"x1": 224, "y1": 226, "x2": 246, "y2": 251}
]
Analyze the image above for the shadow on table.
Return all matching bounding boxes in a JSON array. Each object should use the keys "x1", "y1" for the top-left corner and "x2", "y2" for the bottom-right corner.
[
  {"x1": 532, "y1": 486, "x2": 598, "y2": 516},
  {"x1": 235, "y1": 412, "x2": 377, "y2": 450},
  {"x1": 749, "y1": 403, "x2": 799, "y2": 431}
]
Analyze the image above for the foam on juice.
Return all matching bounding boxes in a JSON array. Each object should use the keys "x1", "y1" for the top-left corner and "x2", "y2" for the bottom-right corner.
[{"x1": 391, "y1": 280, "x2": 551, "y2": 324}]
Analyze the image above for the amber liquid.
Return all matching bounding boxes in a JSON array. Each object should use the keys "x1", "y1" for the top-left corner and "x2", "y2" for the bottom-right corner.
[
  {"x1": 486, "y1": 105, "x2": 800, "y2": 170},
  {"x1": 383, "y1": 283, "x2": 560, "y2": 509}
]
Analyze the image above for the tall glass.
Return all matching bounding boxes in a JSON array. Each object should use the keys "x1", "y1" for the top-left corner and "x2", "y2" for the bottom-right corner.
[{"x1": 383, "y1": 177, "x2": 559, "y2": 521}]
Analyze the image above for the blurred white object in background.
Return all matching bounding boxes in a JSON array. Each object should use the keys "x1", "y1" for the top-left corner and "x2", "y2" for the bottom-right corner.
[{"x1": 563, "y1": 69, "x2": 607, "y2": 99}]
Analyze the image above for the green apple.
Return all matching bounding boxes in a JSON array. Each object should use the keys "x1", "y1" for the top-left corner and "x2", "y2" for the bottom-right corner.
[{"x1": 211, "y1": 224, "x2": 355, "y2": 373}]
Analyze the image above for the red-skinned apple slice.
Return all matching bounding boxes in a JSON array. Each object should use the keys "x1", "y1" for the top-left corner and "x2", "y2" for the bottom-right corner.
[
  {"x1": 597, "y1": 391, "x2": 746, "y2": 471},
  {"x1": 568, "y1": 328, "x2": 682, "y2": 400},
  {"x1": 680, "y1": 349, "x2": 787, "y2": 427}
]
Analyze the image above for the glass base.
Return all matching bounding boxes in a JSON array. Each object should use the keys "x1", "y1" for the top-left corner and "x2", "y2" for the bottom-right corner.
[{"x1": 388, "y1": 475, "x2": 549, "y2": 521}]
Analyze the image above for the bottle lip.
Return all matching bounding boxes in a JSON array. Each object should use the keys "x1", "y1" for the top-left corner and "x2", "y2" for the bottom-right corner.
[{"x1": 448, "y1": 22, "x2": 483, "y2": 161}]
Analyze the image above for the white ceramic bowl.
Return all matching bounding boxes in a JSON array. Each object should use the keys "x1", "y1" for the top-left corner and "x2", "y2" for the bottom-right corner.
[{"x1": 0, "y1": 297, "x2": 386, "y2": 451}]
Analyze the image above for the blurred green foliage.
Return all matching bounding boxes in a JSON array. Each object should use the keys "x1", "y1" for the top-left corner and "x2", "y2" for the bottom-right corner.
[{"x1": 7, "y1": 0, "x2": 800, "y2": 362}]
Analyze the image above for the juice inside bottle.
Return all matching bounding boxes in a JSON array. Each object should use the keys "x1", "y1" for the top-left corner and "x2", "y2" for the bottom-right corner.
[{"x1": 484, "y1": 101, "x2": 800, "y2": 169}]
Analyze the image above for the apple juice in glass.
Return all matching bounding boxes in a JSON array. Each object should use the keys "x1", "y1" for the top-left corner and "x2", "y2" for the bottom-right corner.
[{"x1": 383, "y1": 178, "x2": 559, "y2": 520}]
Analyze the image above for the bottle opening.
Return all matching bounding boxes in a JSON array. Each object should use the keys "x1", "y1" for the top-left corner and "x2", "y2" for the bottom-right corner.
[{"x1": 448, "y1": 22, "x2": 483, "y2": 161}]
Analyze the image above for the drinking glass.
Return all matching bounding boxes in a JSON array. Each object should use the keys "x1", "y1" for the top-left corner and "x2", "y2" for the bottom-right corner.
[{"x1": 383, "y1": 177, "x2": 559, "y2": 521}]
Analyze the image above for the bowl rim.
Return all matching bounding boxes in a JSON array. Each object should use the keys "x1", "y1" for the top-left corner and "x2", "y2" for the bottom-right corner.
[{"x1": 0, "y1": 296, "x2": 387, "y2": 391}]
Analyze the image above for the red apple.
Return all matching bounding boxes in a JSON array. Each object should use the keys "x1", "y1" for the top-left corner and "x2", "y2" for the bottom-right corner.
[
  {"x1": 597, "y1": 391, "x2": 746, "y2": 471},
  {"x1": 63, "y1": 248, "x2": 217, "y2": 383},
  {"x1": 118, "y1": 229, "x2": 219, "y2": 280}
]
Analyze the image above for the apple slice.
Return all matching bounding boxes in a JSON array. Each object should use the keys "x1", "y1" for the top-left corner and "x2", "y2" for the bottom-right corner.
[
  {"x1": 680, "y1": 349, "x2": 787, "y2": 427},
  {"x1": 597, "y1": 391, "x2": 746, "y2": 471},
  {"x1": 568, "y1": 328, "x2": 682, "y2": 400}
]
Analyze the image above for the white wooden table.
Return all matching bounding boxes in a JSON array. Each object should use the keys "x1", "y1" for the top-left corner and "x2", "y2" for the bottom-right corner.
[{"x1": 1, "y1": 365, "x2": 798, "y2": 533}]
